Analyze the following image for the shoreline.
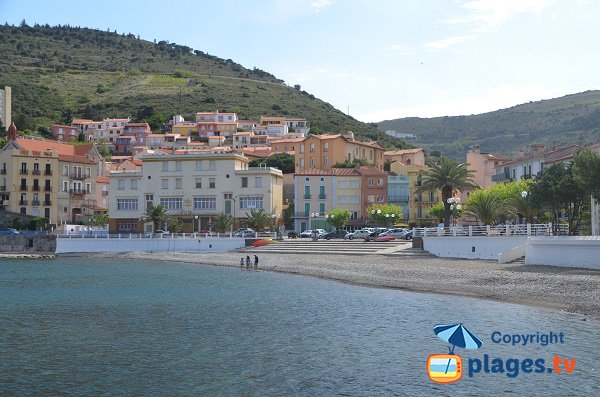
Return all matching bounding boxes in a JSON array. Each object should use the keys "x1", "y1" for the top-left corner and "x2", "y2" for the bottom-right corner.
[{"x1": 82, "y1": 250, "x2": 600, "y2": 320}]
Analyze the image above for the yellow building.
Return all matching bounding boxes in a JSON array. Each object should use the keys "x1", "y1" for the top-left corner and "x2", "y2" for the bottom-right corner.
[
  {"x1": 171, "y1": 123, "x2": 198, "y2": 136},
  {"x1": 295, "y1": 133, "x2": 384, "y2": 171},
  {"x1": 390, "y1": 161, "x2": 442, "y2": 226}
]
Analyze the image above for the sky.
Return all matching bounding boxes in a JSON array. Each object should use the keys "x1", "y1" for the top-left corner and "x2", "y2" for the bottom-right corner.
[{"x1": 2, "y1": 0, "x2": 600, "y2": 122}]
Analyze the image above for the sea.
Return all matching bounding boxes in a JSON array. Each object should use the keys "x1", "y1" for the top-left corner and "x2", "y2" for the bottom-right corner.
[{"x1": 1, "y1": 257, "x2": 598, "y2": 396}]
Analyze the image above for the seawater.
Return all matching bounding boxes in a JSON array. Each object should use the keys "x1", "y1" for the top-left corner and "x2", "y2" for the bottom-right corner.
[{"x1": 0, "y1": 257, "x2": 598, "y2": 396}]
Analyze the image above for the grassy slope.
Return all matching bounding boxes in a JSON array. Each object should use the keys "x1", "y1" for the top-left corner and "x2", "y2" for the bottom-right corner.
[
  {"x1": 0, "y1": 24, "x2": 406, "y2": 148},
  {"x1": 377, "y1": 90, "x2": 600, "y2": 159}
]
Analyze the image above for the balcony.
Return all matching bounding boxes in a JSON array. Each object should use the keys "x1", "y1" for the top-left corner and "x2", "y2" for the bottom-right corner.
[
  {"x1": 0, "y1": 169, "x2": 6, "y2": 174},
  {"x1": 303, "y1": 193, "x2": 311, "y2": 199},
  {"x1": 44, "y1": 200, "x2": 52, "y2": 206},
  {"x1": 32, "y1": 185, "x2": 40, "y2": 191},
  {"x1": 20, "y1": 185, "x2": 28, "y2": 191},
  {"x1": 102, "y1": 191, "x2": 109, "y2": 196},
  {"x1": 318, "y1": 193, "x2": 326, "y2": 199},
  {"x1": 70, "y1": 173, "x2": 86, "y2": 180},
  {"x1": 44, "y1": 170, "x2": 52, "y2": 176},
  {"x1": 44, "y1": 186, "x2": 52, "y2": 192},
  {"x1": 32, "y1": 200, "x2": 40, "y2": 206},
  {"x1": 70, "y1": 189, "x2": 87, "y2": 195},
  {"x1": 32, "y1": 169, "x2": 41, "y2": 175},
  {"x1": 388, "y1": 194, "x2": 410, "y2": 203},
  {"x1": 491, "y1": 172, "x2": 511, "y2": 182},
  {"x1": 20, "y1": 169, "x2": 28, "y2": 175},
  {"x1": 292, "y1": 212, "x2": 311, "y2": 218},
  {"x1": 0, "y1": 185, "x2": 6, "y2": 191},
  {"x1": 19, "y1": 200, "x2": 28, "y2": 205}
]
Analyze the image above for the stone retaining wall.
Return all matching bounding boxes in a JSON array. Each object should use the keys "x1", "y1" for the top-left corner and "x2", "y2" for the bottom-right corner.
[{"x1": 0, "y1": 235, "x2": 57, "y2": 254}]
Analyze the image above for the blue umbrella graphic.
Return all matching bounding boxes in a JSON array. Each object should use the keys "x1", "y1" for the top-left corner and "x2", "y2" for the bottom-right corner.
[{"x1": 434, "y1": 323, "x2": 483, "y2": 374}]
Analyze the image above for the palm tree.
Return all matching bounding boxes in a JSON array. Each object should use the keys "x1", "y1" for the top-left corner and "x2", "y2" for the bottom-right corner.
[
  {"x1": 212, "y1": 212, "x2": 234, "y2": 233},
  {"x1": 417, "y1": 157, "x2": 478, "y2": 227},
  {"x1": 143, "y1": 204, "x2": 169, "y2": 231},
  {"x1": 464, "y1": 191, "x2": 504, "y2": 225},
  {"x1": 245, "y1": 208, "x2": 271, "y2": 232},
  {"x1": 506, "y1": 193, "x2": 539, "y2": 224}
]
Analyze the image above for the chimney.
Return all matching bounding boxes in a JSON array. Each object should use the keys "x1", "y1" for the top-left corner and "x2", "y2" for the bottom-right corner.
[
  {"x1": 344, "y1": 131, "x2": 354, "y2": 141},
  {"x1": 7, "y1": 122, "x2": 17, "y2": 141}
]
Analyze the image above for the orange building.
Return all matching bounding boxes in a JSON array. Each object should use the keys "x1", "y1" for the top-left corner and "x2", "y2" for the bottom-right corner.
[{"x1": 295, "y1": 133, "x2": 384, "y2": 170}]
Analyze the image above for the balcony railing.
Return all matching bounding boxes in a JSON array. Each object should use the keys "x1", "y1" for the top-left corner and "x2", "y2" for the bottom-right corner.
[
  {"x1": 20, "y1": 169, "x2": 28, "y2": 175},
  {"x1": 0, "y1": 185, "x2": 6, "y2": 191},
  {"x1": 19, "y1": 200, "x2": 28, "y2": 205},
  {"x1": 102, "y1": 191, "x2": 109, "y2": 196},
  {"x1": 32, "y1": 169, "x2": 41, "y2": 175},
  {"x1": 44, "y1": 170, "x2": 52, "y2": 175},
  {"x1": 70, "y1": 173, "x2": 86, "y2": 180},
  {"x1": 0, "y1": 169, "x2": 6, "y2": 174},
  {"x1": 292, "y1": 212, "x2": 311, "y2": 218},
  {"x1": 32, "y1": 186, "x2": 40, "y2": 191},
  {"x1": 44, "y1": 200, "x2": 52, "y2": 206},
  {"x1": 318, "y1": 193, "x2": 326, "y2": 199},
  {"x1": 20, "y1": 185, "x2": 28, "y2": 191},
  {"x1": 491, "y1": 172, "x2": 511, "y2": 182},
  {"x1": 32, "y1": 200, "x2": 40, "y2": 206},
  {"x1": 388, "y1": 194, "x2": 410, "y2": 202},
  {"x1": 303, "y1": 193, "x2": 311, "y2": 199},
  {"x1": 70, "y1": 189, "x2": 87, "y2": 195}
]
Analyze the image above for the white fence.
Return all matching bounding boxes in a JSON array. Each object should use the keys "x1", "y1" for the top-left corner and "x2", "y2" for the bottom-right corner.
[{"x1": 413, "y1": 223, "x2": 567, "y2": 238}]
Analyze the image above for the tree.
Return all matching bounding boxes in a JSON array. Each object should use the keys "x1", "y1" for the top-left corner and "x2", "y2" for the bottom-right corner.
[
  {"x1": 212, "y1": 212, "x2": 233, "y2": 233},
  {"x1": 572, "y1": 150, "x2": 600, "y2": 200},
  {"x1": 325, "y1": 209, "x2": 351, "y2": 229},
  {"x1": 249, "y1": 153, "x2": 295, "y2": 174},
  {"x1": 367, "y1": 203, "x2": 403, "y2": 227},
  {"x1": 332, "y1": 158, "x2": 371, "y2": 168},
  {"x1": 428, "y1": 203, "x2": 445, "y2": 222},
  {"x1": 244, "y1": 208, "x2": 271, "y2": 231},
  {"x1": 383, "y1": 158, "x2": 395, "y2": 172},
  {"x1": 282, "y1": 201, "x2": 294, "y2": 229},
  {"x1": 87, "y1": 213, "x2": 109, "y2": 227},
  {"x1": 416, "y1": 157, "x2": 478, "y2": 227},
  {"x1": 143, "y1": 204, "x2": 168, "y2": 231},
  {"x1": 465, "y1": 190, "x2": 504, "y2": 225},
  {"x1": 166, "y1": 216, "x2": 182, "y2": 233}
]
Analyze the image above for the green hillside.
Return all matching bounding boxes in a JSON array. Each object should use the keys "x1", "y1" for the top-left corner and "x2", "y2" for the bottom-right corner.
[
  {"x1": 0, "y1": 24, "x2": 407, "y2": 148},
  {"x1": 377, "y1": 90, "x2": 600, "y2": 159}
]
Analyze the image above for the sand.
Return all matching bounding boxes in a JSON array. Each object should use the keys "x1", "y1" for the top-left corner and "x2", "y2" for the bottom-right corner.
[{"x1": 85, "y1": 250, "x2": 600, "y2": 320}]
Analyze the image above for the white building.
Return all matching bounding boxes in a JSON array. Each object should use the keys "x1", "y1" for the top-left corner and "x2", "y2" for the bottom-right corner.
[
  {"x1": 0, "y1": 86, "x2": 11, "y2": 128},
  {"x1": 109, "y1": 152, "x2": 284, "y2": 233}
]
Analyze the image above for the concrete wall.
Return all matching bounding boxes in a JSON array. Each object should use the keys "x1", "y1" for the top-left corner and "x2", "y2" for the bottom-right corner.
[
  {"x1": 525, "y1": 237, "x2": 600, "y2": 269},
  {"x1": 55, "y1": 236, "x2": 245, "y2": 254},
  {"x1": 0, "y1": 235, "x2": 56, "y2": 254},
  {"x1": 423, "y1": 236, "x2": 528, "y2": 260}
]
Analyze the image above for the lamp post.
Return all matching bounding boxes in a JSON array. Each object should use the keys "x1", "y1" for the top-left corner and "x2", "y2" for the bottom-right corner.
[
  {"x1": 447, "y1": 197, "x2": 461, "y2": 226},
  {"x1": 194, "y1": 215, "x2": 199, "y2": 233}
]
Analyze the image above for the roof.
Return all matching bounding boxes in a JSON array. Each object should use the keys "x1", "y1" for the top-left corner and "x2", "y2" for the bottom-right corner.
[
  {"x1": 14, "y1": 137, "x2": 97, "y2": 164},
  {"x1": 295, "y1": 168, "x2": 360, "y2": 176},
  {"x1": 270, "y1": 137, "x2": 305, "y2": 144},
  {"x1": 71, "y1": 119, "x2": 95, "y2": 124},
  {"x1": 125, "y1": 123, "x2": 150, "y2": 127},
  {"x1": 384, "y1": 148, "x2": 424, "y2": 156},
  {"x1": 355, "y1": 166, "x2": 387, "y2": 176}
]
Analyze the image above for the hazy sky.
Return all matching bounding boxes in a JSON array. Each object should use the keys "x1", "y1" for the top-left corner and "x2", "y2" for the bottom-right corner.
[{"x1": 2, "y1": 0, "x2": 600, "y2": 122}]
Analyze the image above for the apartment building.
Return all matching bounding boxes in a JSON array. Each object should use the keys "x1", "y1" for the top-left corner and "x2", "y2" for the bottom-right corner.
[
  {"x1": 109, "y1": 152, "x2": 283, "y2": 233},
  {"x1": 260, "y1": 116, "x2": 309, "y2": 135},
  {"x1": 0, "y1": 123, "x2": 104, "y2": 224},
  {"x1": 295, "y1": 133, "x2": 384, "y2": 170},
  {"x1": 49, "y1": 124, "x2": 80, "y2": 142},
  {"x1": 383, "y1": 148, "x2": 425, "y2": 166},
  {"x1": 466, "y1": 145, "x2": 509, "y2": 188},
  {"x1": 390, "y1": 161, "x2": 441, "y2": 226},
  {"x1": 84, "y1": 117, "x2": 131, "y2": 142}
]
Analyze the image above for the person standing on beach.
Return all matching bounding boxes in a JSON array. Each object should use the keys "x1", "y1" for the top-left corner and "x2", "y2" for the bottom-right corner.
[
  {"x1": 240, "y1": 257, "x2": 244, "y2": 269},
  {"x1": 246, "y1": 255, "x2": 251, "y2": 270},
  {"x1": 254, "y1": 255, "x2": 259, "y2": 270}
]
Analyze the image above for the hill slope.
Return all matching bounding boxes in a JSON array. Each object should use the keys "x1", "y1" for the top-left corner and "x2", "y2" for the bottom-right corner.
[
  {"x1": 377, "y1": 91, "x2": 600, "y2": 159},
  {"x1": 0, "y1": 24, "x2": 407, "y2": 148}
]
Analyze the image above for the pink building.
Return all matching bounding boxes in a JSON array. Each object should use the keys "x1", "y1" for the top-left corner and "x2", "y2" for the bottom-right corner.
[{"x1": 49, "y1": 124, "x2": 80, "y2": 142}]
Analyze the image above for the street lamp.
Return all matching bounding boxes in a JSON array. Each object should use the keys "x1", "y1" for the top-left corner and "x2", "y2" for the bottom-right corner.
[
  {"x1": 521, "y1": 191, "x2": 528, "y2": 198},
  {"x1": 194, "y1": 215, "x2": 199, "y2": 233}
]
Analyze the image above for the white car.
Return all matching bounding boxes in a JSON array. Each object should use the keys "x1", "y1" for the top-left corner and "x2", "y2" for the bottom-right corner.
[
  {"x1": 300, "y1": 229, "x2": 327, "y2": 238},
  {"x1": 345, "y1": 229, "x2": 374, "y2": 240},
  {"x1": 233, "y1": 228, "x2": 256, "y2": 237},
  {"x1": 378, "y1": 228, "x2": 409, "y2": 238}
]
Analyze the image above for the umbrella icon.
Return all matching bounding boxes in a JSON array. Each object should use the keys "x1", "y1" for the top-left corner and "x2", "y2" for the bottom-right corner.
[{"x1": 434, "y1": 323, "x2": 483, "y2": 353}]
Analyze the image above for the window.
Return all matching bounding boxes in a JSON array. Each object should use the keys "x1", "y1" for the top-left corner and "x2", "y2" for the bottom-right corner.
[
  {"x1": 369, "y1": 178, "x2": 374, "y2": 187},
  {"x1": 209, "y1": 160, "x2": 216, "y2": 171},
  {"x1": 161, "y1": 179, "x2": 168, "y2": 189},
  {"x1": 33, "y1": 163, "x2": 40, "y2": 173},
  {"x1": 319, "y1": 203, "x2": 325, "y2": 213},
  {"x1": 86, "y1": 183, "x2": 91, "y2": 193},
  {"x1": 175, "y1": 161, "x2": 182, "y2": 171},
  {"x1": 209, "y1": 178, "x2": 216, "y2": 188},
  {"x1": 86, "y1": 167, "x2": 91, "y2": 177},
  {"x1": 175, "y1": 178, "x2": 182, "y2": 189},
  {"x1": 63, "y1": 181, "x2": 68, "y2": 192},
  {"x1": 350, "y1": 211, "x2": 358, "y2": 220},
  {"x1": 304, "y1": 202, "x2": 310, "y2": 215},
  {"x1": 195, "y1": 178, "x2": 202, "y2": 188},
  {"x1": 255, "y1": 177, "x2": 263, "y2": 188},
  {"x1": 131, "y1": 179, "x2": 138, "y2": 190},
  {"x1": 300, "y1": 158, "x2": 305, "y2": 167},
  {"x1": 310, "y1": 143, "x2": 315, "y2": 153},
  {"x1": 368, "y1": 195, "x2": 375, "y2": 203},
  {"x1": 160, "y1": 197, "x2": 183, "y2": 210},
  {"x1": 310, "y1": 158, "x2": 316, "y2": 167},
  {"x1": 241, "y1": 177, "x2": 248, "y2": 188},
  {"x1": 324, "y1": 157, "x2": 329, "y2": 166},
  {"x1": 116, "y1": 221, "x2": 137, "y2": 232},
  {"x1": 324, "y1": 143, "x2": 329, "y2": 152},
  {"x1": 63, "y1": 165, "x2": 69, "y2": 176},
  {"x1": 300, "y1": 144, "x2": 305, "y2": 154},
  {"x1": 146, "y1": 194, "x2": 154, "y2": 209},
  {"x1": 377, "y1": 177, "x2": 383, "y2": 187},
  {"x1": 195, "y1": 160, "x2": 204, "y2": 170},
  {"x1": 117, "y1": 198, "x2": 138, "y2": 211},
  {"x1": 376, "y1": 195, "x2": 384, "y2": 202},
  {"x1": 240, "y1": 196, "x2": 263, "y2": 209},
  {"x1": 194, "y1": 197, "x2": 216, "y2": 210},
  {"x1": 118, "y1": 179, "x2": 125, "y2": 190},
  {"x1": 162, "y1": 162, "x2": 169, "y2": 172}
]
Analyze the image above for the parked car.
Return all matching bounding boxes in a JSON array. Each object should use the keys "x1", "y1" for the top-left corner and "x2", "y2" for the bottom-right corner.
[
  {"x1": 233, "y1": 228, "x2": 256, "y2": 237},
  {"x1": 154, "y1": 230, "x2": 171, "y2": 236},
  {"x1": 287, "y1": 231, "x2": 298, "y2": 239},
  {"x1": 0, "y1": 228, "x2": 20, "y2": 235},
  {"x1": 324, "y1": 229, "x2": 348, "y2": 240},
  {"x1": 378, "y1": 228, "x2": 409, "y2": 238},
  {"x1": 299, "y1": 229, "x2": 314, "y2": 238},
  {"x1": 300, "y1": 229, "x2": 326, "y2": 238},
  {"x1": 403, "y1": 231, "x2": 413, "y2": 240},
  {"x1": 345, "y1": 229, "x2": 375, "y2": 240}
]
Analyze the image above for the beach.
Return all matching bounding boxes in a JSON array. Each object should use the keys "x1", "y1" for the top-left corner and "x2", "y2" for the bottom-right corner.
[{"x1": 90, "y1": 250, "x2": 600, "y2": 319}]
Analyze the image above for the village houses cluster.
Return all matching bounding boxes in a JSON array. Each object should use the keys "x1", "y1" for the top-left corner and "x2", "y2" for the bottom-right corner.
[{"x1": 2, "y1": 87, "x2": 599, "y2": 233}]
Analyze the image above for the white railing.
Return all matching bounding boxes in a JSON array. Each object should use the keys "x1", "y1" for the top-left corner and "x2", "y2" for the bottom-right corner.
[
  {"x1": 412, "y1": 223, "x2": 568, "y2": 237},
  {"x1": 55, "y1": 231, "x2": 281, "y2": 239}
]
